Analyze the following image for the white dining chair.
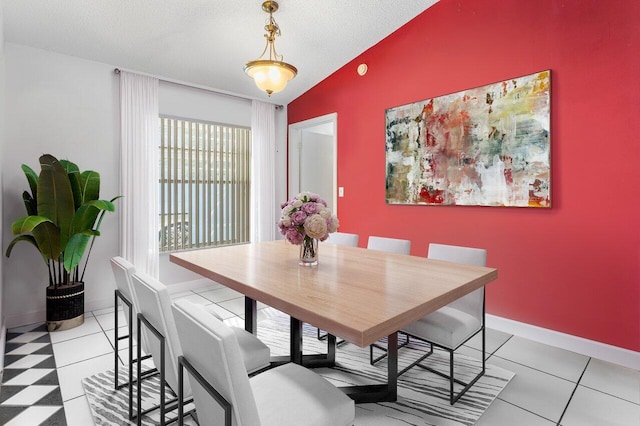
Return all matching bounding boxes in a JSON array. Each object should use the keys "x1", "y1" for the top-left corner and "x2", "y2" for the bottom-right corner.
[
  {"x1": 172, "y1": 299, "x2": 355, "y2": 426},
  {"x1": 316, "y1": 232, "x2": 360, "y2": 343},
  {"x1": 366, "y1": 236, "x2": 412, "y2": 363},
  {"x1": 326, "y1": 231, "x2": 359, "y2": 247},
  {"x1": 366, "y1": 235, "x2": 411, "y2": 254},
  {"x1": 110, "y1": 257, "x2": 156, "y2": 420},
  {"x1": 131, "y1": 273, "x2": 272, "y2": 424},
  {"x1": 400, "y1": 243, "x2": 487, "y2": 404}
]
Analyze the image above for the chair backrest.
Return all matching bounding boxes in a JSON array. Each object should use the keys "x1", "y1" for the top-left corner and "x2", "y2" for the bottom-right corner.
[
  {"x1": 110, "y1": 256, "x2": 138, "y2": 324},
  {"x1": 172, "y1": 299, "x2": 260, "y2": 426},
  {"x1": 131, "y1": 272, "x2": 189, "y2": 395},
  {"x1": 327, "y1": 232, "x2": 359, "y2": 247},
  {"x1": 427, "y1": 243, "x2": 487, "y2": 319},
  {"x1": 367, "y1": 236, "x2": 411, "y2": 254}
]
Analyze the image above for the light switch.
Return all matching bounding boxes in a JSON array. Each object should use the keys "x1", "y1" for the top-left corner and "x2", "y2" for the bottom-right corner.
[{"x1": 339, "y1": 187, "x2": 344, "y2": 197}]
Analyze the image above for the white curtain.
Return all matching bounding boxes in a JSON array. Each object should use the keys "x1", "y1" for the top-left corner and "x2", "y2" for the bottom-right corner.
[
  {"x1": 250, "y1": 101, "x2": 276, "y2": 242},
  {"x1": 119, "y1": 71, "x2": 159, "y2": 277}
]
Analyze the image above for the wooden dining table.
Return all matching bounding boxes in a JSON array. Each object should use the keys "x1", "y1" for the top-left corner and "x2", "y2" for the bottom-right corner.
[{"x1": 170, "y1": 240, "x2": 498, "y2": 403}]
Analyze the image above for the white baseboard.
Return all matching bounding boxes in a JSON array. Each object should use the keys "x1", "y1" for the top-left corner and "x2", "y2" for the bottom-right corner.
[
  {"x1": 5, "y1": 279, "x2": 215, "y2": 328},
  {"x1": 487, "y1": 314, "x2": 640, "y2": 371}
]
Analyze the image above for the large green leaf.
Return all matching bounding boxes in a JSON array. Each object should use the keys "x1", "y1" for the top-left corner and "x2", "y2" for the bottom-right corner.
[
  {"x1": 68, "y1": 171, "x2": 82, "y2": 210},
  {"x1": 69, "y1": 205, "x2": 100, "y2": 235},
  {"x1": 86, "y1": 199, "x2": 115, "y2": 212},
  {"x1": 32, "y1": 221, "x2": 62, "y2": 261},
  {"x1": 60, "y1": 160, "x2": 79, "y2": 174},
  {"x1": 60, "y1": 160, "x2": 82, "y2": 209},
  {"x1": 63, "y1": 232, "x2": 93, "y2": 272},
  {"x1": 5, "y1": 234, "x2": 42, "y2": 260},
  {"x1": 80, "y1": 171, "x2": 100, "y2": 202},
  {"x1": 11, "y1": 215, "x2": 53, "y2": 234},
  {"x1": 21, "y1": 164, "x2": 38, "y2": 203},
  {"x1": 37, "y1": 154, "x2": 75, "y2": 248},
  {"x1": 22, "y1": 191, "x2": 37, "y2": 216}
]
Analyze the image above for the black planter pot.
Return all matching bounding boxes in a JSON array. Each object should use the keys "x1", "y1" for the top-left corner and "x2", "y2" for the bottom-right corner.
[{"x1": 46, "y1": 282, "x2": 85, "y2": 332}]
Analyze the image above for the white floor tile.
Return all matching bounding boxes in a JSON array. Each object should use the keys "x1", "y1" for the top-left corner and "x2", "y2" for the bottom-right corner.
[
  {"x1": 3, "y1": 368, "x2": 55, "y2": 386},
  {"x1": 4, "y1": 354, "x2": 52, "y2": 369},
  {"x1": 169, "y1": 292, "x2": 213, "y2": 305},
  {"x1": 465, "y1": 328, "x2": 513, "y2": 354},
  {"x1": 6, "y1": 342, "x2": 50, "y2": 355},
  {"x1": 476, "y1": 398, "x2": 555, "y2": 425},
  {"x1": 198, "y1": 287, "x2": 244, "y2": 303},
  {"x1": 4, "y1": 406, "x2": 64, "y2": 426},
  {"x1": 191, "y1": 281, "x2": 224, "y2": 292},
  {"x1": 7, "y1": 331, "x2": 49, "y2": 344},
  {"x1": 8, "y1": 323, "x2": 45, "y2": 334},
  {"x1": 0, "y1": 385, "x2": 58, "y2": 405},
  {"x1": 218, "y1": 297, "x2": 248, "y2": 316},
  {"x1": 64, "y1": 395, "x2": 95, "y2": 426},
  {"x1": 562, "y1": 385, "x2": 640, "y2": 426},
  {"x1": 493, "y1": 336, "x2": 589, "y2": 382},
  {"x1": 203, "y1": 303, "x2": 237, "y2": 320},
  {"x1": 580, "y1": 358, "x2": 640, "y2": 404},
  {"x1": 94, "y1": 309, "x2": 127, "y2": 331},
  {"x1": 105, "y1": 326, "x2": 131, "y2": 349},
  {"x1": 220, "y1": 297, "x2": 268, "y2": 316},
  {"x1": 487, "y1": 355, "x2": 575, "y2": 423},
  {"x1": 53, "y1": 332, "x2": 113, "y2": 368},
  {"x1": 57, "y1": 353, "x2": 113, "y2": 401},
  {"x1": 49, "y1": 316, "x2": 103, "y2": 344},
  {"x1": 91, "y1": 305, "x2": 119, "y2": 317}
]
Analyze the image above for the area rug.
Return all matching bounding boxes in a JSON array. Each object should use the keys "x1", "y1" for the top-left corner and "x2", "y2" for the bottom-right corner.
[{"x1": 83, "y1": 310, "x2": 514, "y2": 426}]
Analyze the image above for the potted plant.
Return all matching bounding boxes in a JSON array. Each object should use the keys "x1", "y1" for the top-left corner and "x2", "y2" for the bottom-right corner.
[{"x1": 5, "y1": 154, "x2": 119, "y2": 331}]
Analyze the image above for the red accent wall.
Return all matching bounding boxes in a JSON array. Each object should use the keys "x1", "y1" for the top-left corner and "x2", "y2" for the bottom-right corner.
[{"x1": 288, "y1": 0, "x2": 640, "y2": 351}]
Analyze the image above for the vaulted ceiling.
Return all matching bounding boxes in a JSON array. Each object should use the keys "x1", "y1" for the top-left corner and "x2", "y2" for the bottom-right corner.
[{"x1": 2, "y1": 0, "x2": 439, "y2": 104}]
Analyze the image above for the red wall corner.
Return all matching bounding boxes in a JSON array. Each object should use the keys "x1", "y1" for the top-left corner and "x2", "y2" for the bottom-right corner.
[{"x1": 288, "y1": 0, "x2": 640, "y2": 351}]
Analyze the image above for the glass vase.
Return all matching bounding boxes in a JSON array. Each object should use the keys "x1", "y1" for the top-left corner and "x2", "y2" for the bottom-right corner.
[{"x1": 299, "y1": 237, "x2": 319, "y2": 266}]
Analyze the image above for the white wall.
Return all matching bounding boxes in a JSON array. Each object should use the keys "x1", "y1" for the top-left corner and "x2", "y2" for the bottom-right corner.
[
  {"x1": 1, "y1": 43, "x2": 288, "y2": 327},
  {"x1": 2, "y1": 43, "x2": 120, "y2": 327},
  {"x1": 299, "y1": 132, "x2": 334, "y2": 213},
  {"x1": 0, "y1": 2, "x2": 7, "y2": 364}
]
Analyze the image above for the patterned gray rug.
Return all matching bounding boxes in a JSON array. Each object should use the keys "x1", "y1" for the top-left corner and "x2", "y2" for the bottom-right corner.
[{"x1": 83, "y1": 310, "x2": 514, "y2": 425}]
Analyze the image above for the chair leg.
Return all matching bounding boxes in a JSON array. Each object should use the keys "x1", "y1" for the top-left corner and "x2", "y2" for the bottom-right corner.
[
  {"x1": 370, "y1": 333, "x2": 410, "y2": 365},
  {"x1": 404, "y1": 329, "x2": 486, "y2": 404},
  {"x1": 317, "y1": 327, "x2": 346, "y2": 346}
]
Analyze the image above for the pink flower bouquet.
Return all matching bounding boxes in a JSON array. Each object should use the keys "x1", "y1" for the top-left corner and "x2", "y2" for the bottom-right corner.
[{"x1": 277, "y1": 192, "x2": 339, "y2": 245}]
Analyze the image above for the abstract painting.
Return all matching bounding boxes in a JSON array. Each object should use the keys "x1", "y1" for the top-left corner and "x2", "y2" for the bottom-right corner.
[{"x1": 385, "y1": 70, "x2": 551, "y2": 207}]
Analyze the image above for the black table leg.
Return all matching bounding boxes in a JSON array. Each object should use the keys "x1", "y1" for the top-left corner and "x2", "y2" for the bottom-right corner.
[
  {"x1": 290, "y1": 317, "x2": 303, "y2": 364},
  {"x1": 245, "y1": 296, "x2": 256, "y2": 334},
  {"x1": 339, "y1": 331, "x2": 398, "y2": 403}
]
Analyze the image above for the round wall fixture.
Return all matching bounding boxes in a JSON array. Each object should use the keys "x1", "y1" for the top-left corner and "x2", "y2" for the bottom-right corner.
[{"x1": 357, "y1": 63, "x2": 368, "y2": 76}]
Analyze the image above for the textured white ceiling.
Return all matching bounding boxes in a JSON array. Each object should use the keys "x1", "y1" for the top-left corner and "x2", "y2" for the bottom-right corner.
[{"x1": 1, "y1": 0, "x2": 438, "y2": 104}]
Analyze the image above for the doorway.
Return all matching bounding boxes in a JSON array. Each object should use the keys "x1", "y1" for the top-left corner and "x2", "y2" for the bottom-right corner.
[{"x1": 288, "y1": 113, "x2": 337, "y2": 215}]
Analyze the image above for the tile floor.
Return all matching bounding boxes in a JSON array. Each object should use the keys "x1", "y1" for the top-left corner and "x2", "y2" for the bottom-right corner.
[{"x1": 2, "y1": 280, "x2": 640, "y2": 425}]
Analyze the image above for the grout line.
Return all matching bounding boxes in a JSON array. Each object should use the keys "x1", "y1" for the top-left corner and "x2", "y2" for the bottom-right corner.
[
  {"x1": 488, "y1": 353, "x2": 584, "y2": 384},
  {"x1": 556, "y1": 357, "x2": 591, "y2": 425},
  {"x1": 495, "y1": 398, "x2": 559, "y2": 424}
]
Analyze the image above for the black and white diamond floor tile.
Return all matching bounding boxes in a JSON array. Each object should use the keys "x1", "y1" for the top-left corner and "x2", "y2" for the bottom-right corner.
[{"x1": 1, "y1": 323, "x2": 67, "y2": 426}]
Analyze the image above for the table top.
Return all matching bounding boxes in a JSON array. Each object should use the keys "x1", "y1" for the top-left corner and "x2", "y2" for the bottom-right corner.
[{"x1": 170, "y1": 240, "x2": 498, "y2": 347}]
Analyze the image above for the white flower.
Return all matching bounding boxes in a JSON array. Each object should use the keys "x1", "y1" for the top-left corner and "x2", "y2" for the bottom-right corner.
[
  {"x1": 282, "y1": 217, "x2": 291, "y2": 227},
  {"x1": 303, "y1": 214, "x2": 328, "y2": 239},
  {"x1": 328, "y1": 215, "x2": 339, "y2": 233},
  {"x1": 282, "y1": 205, "x2": 294, "y2": 217},
  {"x1": 319, "y1": 208, "x2": 332, "y2": 219},
  {"x1": 292, "y1": 199, "x2": 303, "y2": 208}
]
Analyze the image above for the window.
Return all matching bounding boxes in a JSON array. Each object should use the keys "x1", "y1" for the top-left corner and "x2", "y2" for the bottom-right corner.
[{"x1": 159, "y1": 117, "x2": 251, "y2": 252}]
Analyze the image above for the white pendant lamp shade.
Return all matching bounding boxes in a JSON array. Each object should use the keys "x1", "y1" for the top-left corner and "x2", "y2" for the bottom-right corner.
[{"x1": 244, "y1": 1, "x2": 297, "y2": 96}]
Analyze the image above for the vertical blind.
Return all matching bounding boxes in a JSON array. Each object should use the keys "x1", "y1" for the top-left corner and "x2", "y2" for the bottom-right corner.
[{"x1": 159, "y1": 117, "x2": 251, "y2": 252}]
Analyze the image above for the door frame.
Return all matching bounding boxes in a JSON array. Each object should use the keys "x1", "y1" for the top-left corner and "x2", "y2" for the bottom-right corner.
[{"x1": 288, "y1": 112, "x2": 338, "y2": 215}]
